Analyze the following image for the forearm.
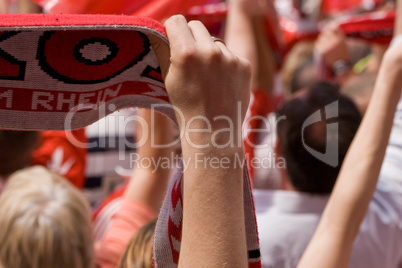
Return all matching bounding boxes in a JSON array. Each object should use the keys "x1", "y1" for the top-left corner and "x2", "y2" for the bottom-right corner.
[
  {"x1": 0, "y1": 0, "x2": 9, "y2": 13},
  {"x1": 18, "y1": 0, "x2": 42, "y2": 13},
  {"x1": 396, "y1": 0, "x2": 402, "y2": 36},
  {"x1": 124, "y1": 109, "x2": 175, "y2": 213},
  {"x1": 253, "y1": 16, "x2": 275, "y2": 95},
  {"x1": 179, "y1": 142, "x2": 247, "y2": 267},
  {"x1": 225, "y1": 2, "x2": 258, "y2": 90}
]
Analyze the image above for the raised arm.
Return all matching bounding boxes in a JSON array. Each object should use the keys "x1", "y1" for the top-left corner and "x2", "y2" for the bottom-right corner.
[
  {"x1": 298, "y1": 2, "x2": 402, "y2": 267},
  {"x1": 95, "y1": 109, "x2": 175, "y2": 268},
  {"x1": 17, "y1": 0, "x2": 42, "y2": 13},
  {"x1": 163, "y1": 15, "x2": 251, "y2": 267},
  {"x1": 224, "y1": 0, "x2": 275, "y2": 94},
  {"x1": 123, "y1": 108, "x2": 175, "y2": 213}
]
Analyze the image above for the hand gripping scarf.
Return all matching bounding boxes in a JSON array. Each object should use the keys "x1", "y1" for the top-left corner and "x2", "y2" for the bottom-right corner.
[
  {"x1": 0, "y1": 14, "x2": 261, "y2": 268},
  {"x1": 282, "y1": 10, "x2": 395, "y2": 52}
]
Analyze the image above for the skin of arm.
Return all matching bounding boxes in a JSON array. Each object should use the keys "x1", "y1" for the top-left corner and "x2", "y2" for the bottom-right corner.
[
  {"x1": 224, "y1": 0, "x2": 258, "y2": 91},
  {"x1": 224, "y1": 0, "x2": 275, "y2": 95},
  {"x1": 18, "y1": 0, "x2": 42, "y2": 13},
  {"x1": 94, "y1": 111, "x2": 174, "y2": 268},
  {"x1": 253, "y1": 15, "x2": 275, "y2": 95},
  {"x1": 298, "y1": 2, "x2": 402, "y2": 266},
  {"x1": 163, "y1": 15, "x2": 251, "y2": 267},
  {"x1": 0, "y1": 0, "x2": 9, "y2": 13},
  {"x1": 124, "y1": 109, "x2": 175, "y2": 214}
]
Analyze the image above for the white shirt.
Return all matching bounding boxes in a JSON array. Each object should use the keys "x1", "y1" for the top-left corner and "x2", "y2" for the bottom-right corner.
[{"x1": 256, "y1": 98, "x2": 402, "y2": 268}]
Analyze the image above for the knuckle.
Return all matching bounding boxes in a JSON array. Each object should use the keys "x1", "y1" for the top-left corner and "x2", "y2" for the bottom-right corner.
[
  {"x1": 226, "y1": 54, "x2": 240, "y2": 68},
  {"x1": 239, "y1": 56, "x2": 251, "y2": 69},
  {"x1": 180, "y1": 47, "x2": 197, "y2": 61},
  {"x1": 205, "y1": 46, "x2": 223, "y2": 62},
  {"x1": 239, "y1": 58, "x2": 252, "y2": 76},
  {"x1": 173, "y1": 45, "x2": 197, "y2": 65}
]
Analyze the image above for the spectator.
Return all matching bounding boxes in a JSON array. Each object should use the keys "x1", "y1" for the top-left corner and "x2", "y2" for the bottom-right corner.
[
  {"x1": 256, "y1": 82, "x2": 361, "y2": 267},
  {"x1": 0, "y1": 166, "x2": 93, "y2": 268},
  {"x1": 0, "y1": 109, "x2": 173, "y2": 268},
  {"x1": 299, "y1": 0, "x2": 402, "y2": 264},
  {"x1": 118, "y1": 219, "x2": 157, "y2": 268},
  {"x1": 282, "y1": 41, "x2": 317, "y2": 98},
  {"x1": 257, "y1": 3, "x2": 402, "y2": 267}
]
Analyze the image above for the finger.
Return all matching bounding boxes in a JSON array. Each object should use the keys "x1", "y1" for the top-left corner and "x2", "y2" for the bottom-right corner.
[
  {"x1": 214, "y1": 39, "x2": 235, "y2": 58},
  {"x1": 187, "y1": 20, "x2": 216, "y2": 47},
  {"x1": 165, "y1": 15, "x2": 195, "y2": 55},
  {"x1": 187, "y1": 20, "x2": 235, "y2": 59}
]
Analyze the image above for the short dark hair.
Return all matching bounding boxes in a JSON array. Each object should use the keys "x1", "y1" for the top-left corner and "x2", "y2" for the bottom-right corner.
[{"x1": 276, "y1": 82, "x2": 362, "y2": 195}]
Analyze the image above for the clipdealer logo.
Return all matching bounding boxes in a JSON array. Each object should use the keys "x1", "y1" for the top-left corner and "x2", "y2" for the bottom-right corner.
[{"x1": 302, "y1": 101, "x2": 339, "y2": 167}]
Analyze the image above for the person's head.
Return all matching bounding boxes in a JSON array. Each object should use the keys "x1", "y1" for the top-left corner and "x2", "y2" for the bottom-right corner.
[
  {"x1": 342, "y1": 72, "x2": 376, "y2": 115},
  {"x1": 276, "y1": 82, "x2": 362, "y2": 195},
  {"x1": 0, "y1": 166, "x2": 93, "y2": 268},
  {"x1": 282, "y1": 41, "x2": 318, "y2": 99},
  {"x1": 289, "y1": 58, "x2": 317, "y2": 95},
  {"x1": 119, "y1": 219, "x2": 157, "y2": 268},
  {"x1": 0, "y1": 130, "x2": 41, "y2": 177}
]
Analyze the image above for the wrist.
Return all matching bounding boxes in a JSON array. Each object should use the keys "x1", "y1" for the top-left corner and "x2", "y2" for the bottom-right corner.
[
  {"x1": 390, "y1": 34, "x2": 402, "y2": 47},
  {"x1": 228, "y1": 0, "x2": 263, "y2": 18},
  {"x1": 181, "y1": 143, "x2": 245, "y2": 172},
  {"x1": 181, "y1": 132, "x2": 243, "y2": 153},
  {"x1": 381, "y1": 50, "x2": 402, "y2": 83},
  {"x1": 177, "y1": 113, "x2": 244, "y2": 151}
]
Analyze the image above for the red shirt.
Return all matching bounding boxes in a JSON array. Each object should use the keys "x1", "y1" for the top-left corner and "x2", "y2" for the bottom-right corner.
[{"x1": 32, "y1": 129, "x2": 87, "y2": 188}]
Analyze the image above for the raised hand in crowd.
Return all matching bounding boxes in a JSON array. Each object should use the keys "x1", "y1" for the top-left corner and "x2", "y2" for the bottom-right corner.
[
  {"x1": 162, "y1": 15, "x2": 251, "y2": 267},
  {"x1": 316, "y1": 22, "x2": 349, "y2": 67},
  {"x1": 315, "y1": 21, "x2": 355, "y2": 85}
]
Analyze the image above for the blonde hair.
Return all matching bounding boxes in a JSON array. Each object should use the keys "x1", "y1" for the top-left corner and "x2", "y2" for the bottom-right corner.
[
  {"x1": 281, "y1": 41, "x2": 315, "y2": 98},
  {"x1": 119, "y1": 219, "x2": 157, "y2": 268},
  {"x1": 0, "y1": 166, "x2": 93, "y2": 268}
]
